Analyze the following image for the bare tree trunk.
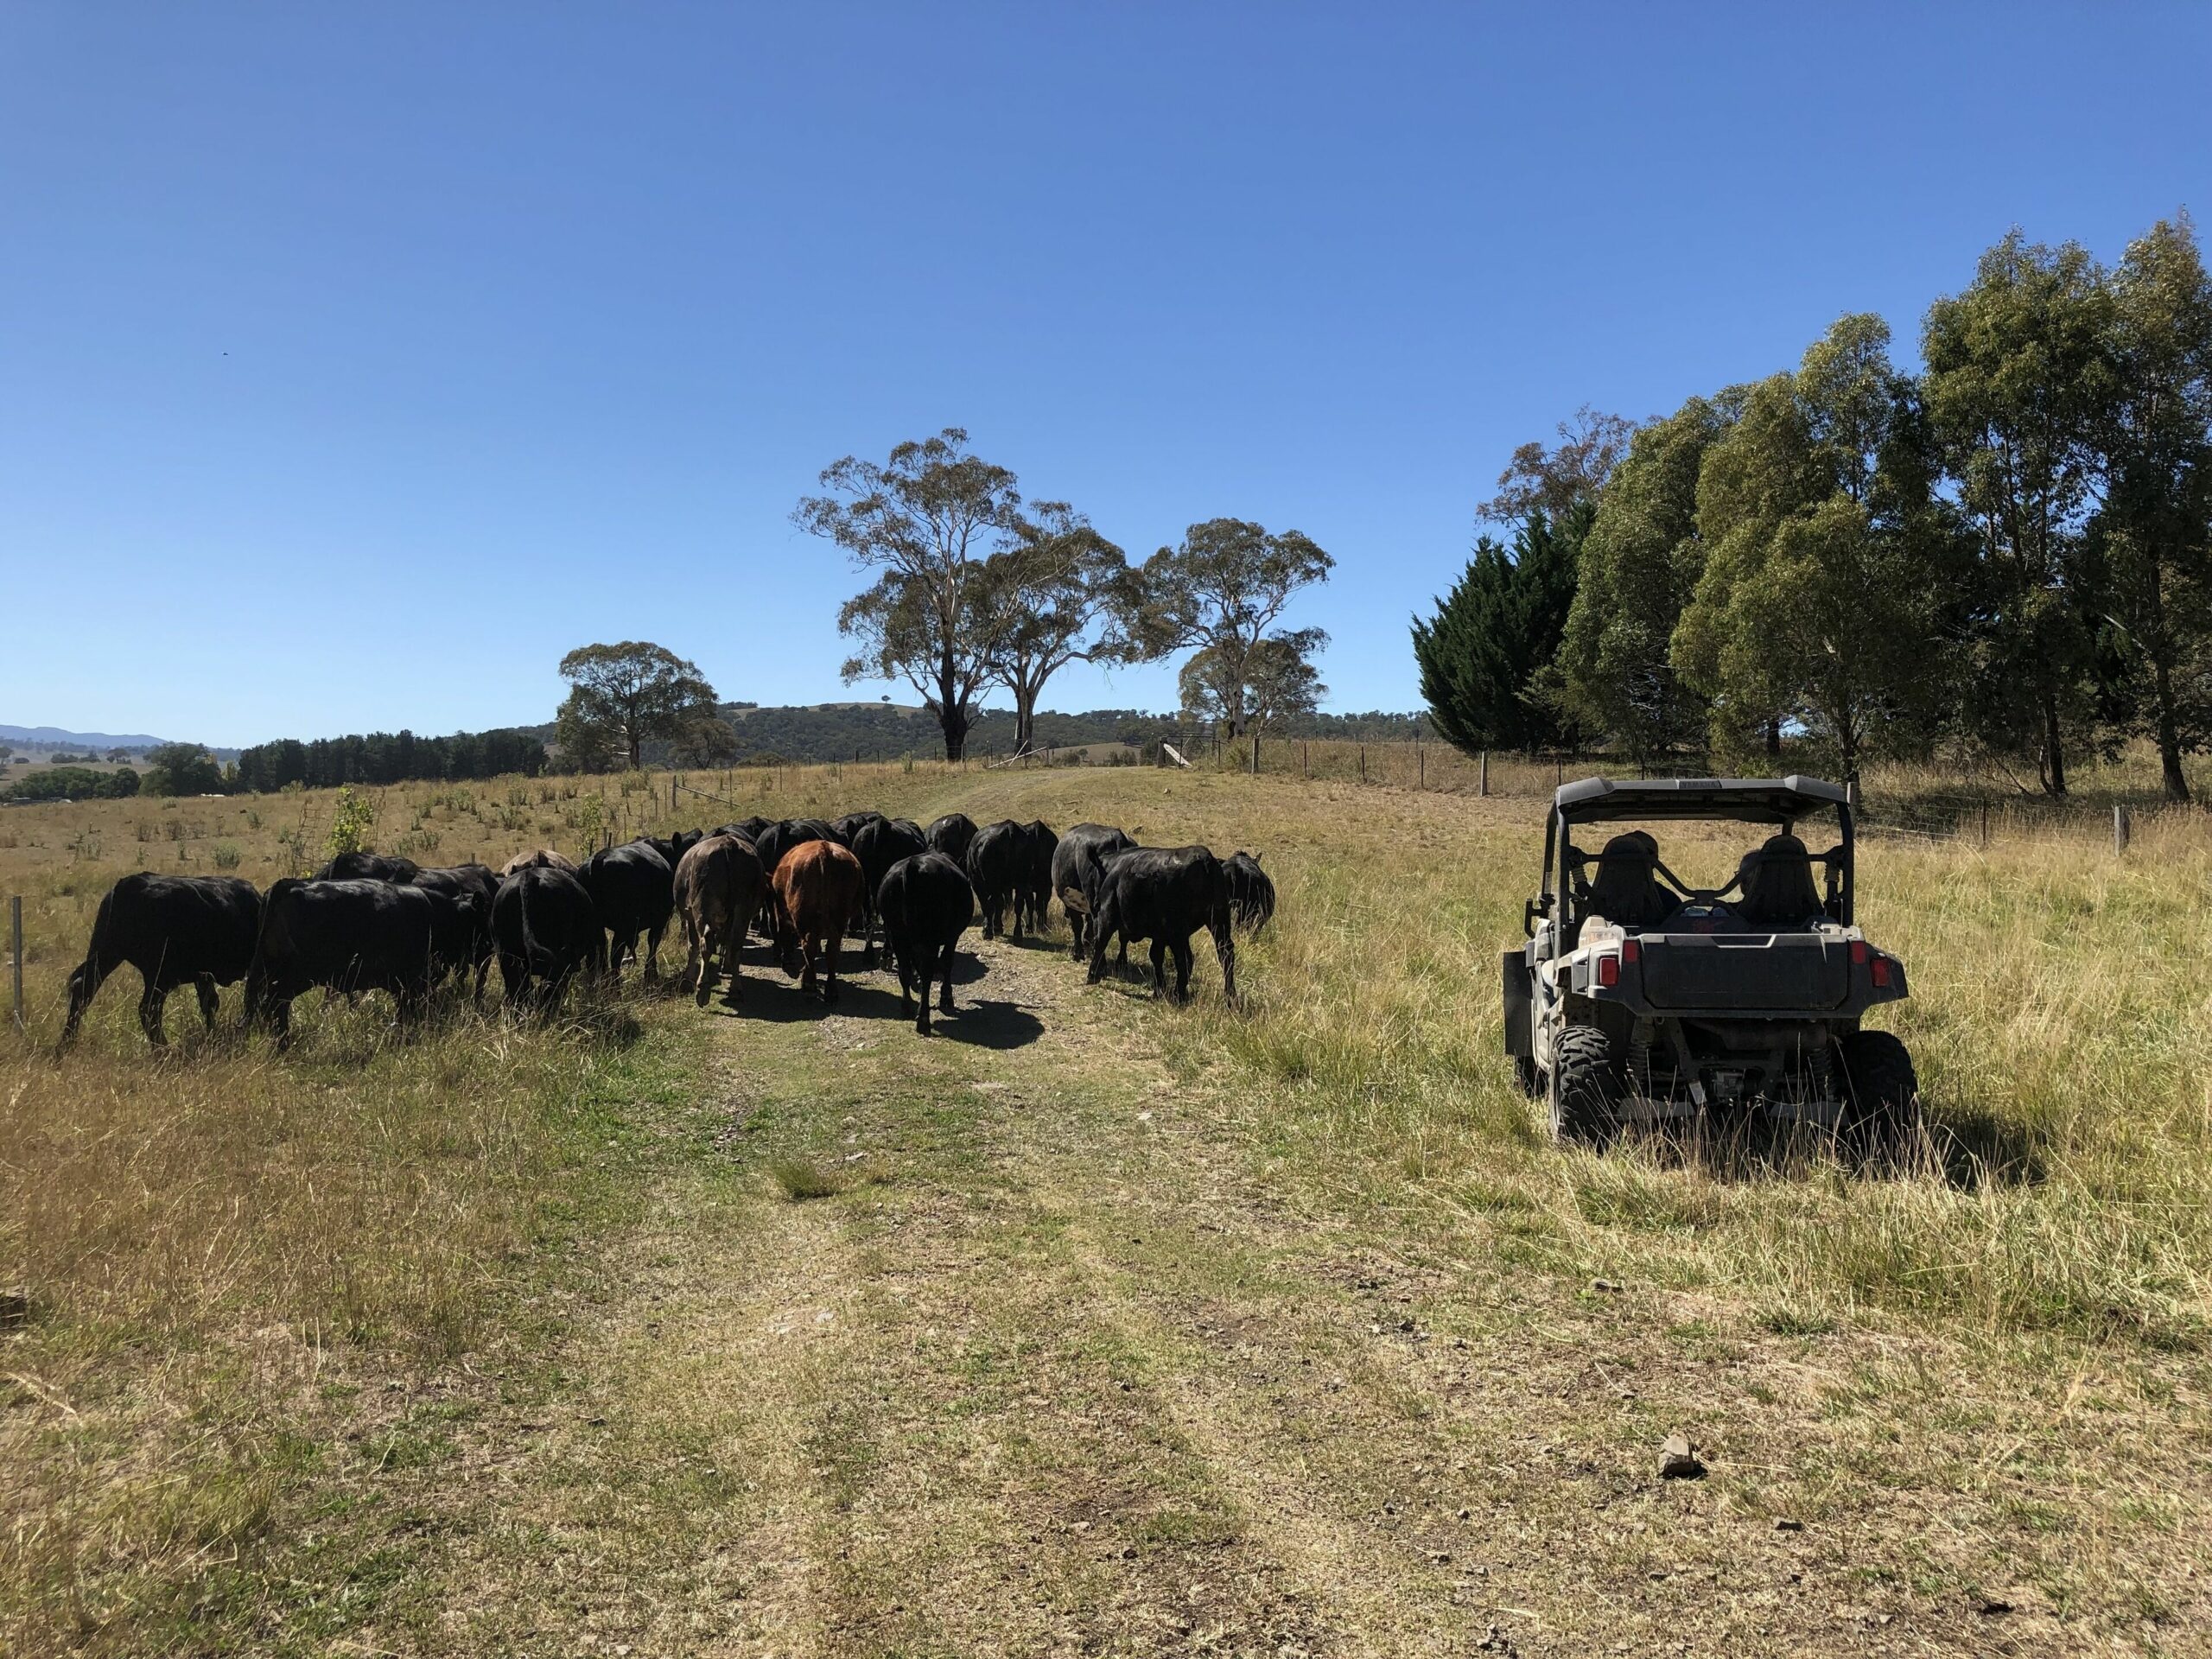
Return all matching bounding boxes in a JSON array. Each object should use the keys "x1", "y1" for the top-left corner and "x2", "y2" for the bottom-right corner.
[
  {"x1": 1765, "y1": 718, "x2": 1782, "y2": 757},
  {"x1": 2041, "y1": 688, "x2": 2068, "y2": 798},
  {"x1": 1014, "y1": 680, "x2": 1037, "y2": 755},
  {"x1": 2153, "y1": 653, "x2": 2190, "y2": 803}
]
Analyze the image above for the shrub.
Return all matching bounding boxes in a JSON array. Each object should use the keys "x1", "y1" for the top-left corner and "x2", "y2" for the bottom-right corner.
[
  {"x1": 325, "y1": 786, "x2": 377, "y2": 860},
  {"x1": 211, "y1": 842, "x2": 243, "y2": 870}
]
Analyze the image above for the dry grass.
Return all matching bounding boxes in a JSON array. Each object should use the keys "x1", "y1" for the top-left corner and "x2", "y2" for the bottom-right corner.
[{"x1": 4, "y1": 754, "x2": 2210, "y2": 1651}]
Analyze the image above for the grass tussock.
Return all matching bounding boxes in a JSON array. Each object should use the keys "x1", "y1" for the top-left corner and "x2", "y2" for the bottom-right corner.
[{"x1": 767, "y1": 1156, "x2": 845, "y2": 1200}]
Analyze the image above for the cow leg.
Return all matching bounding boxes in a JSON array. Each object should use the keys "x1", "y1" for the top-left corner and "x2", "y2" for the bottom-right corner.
[
  {"x1": 1086, "y1": 900, "x2": 1118, "y2": 984},
  {"x1": 688, "y1": 918, "x2": 713, "y2": 1007},
  {"x1": 1212, "y1": 920, "x2": 1236, "y2": 1005},
  {"x1": 721, "y1": 922, "x2": 743, "y2": 1004},
  {"x1": 195, "y1": 974, "x2": 220, "y2": 1033},
  {"x1": 898, "y1": 944, "x2": 918, "y2": 1022},
  {"x1": 268, "y1": 996, "x2": 294, "y2": 1051},
  {"x1": 644, "y1": 923, "x2": 664, "y2": 983},
  {"x1": 1011, "y1": 890, "x2": 1024, "y2": 942},
  {"x1": 821, "y1": 928, "x2": 842, "y2": 1003},
  {"x1": 138, "y1": 973, "x2": 170, "y2": 1047},
  {"x1": 937, "y1": 942, "x2": 957, "y2": 1014},
  {"x1": 1148, "y1": 939, "x2": 1170, "y2": 999},
  {"x1": 62, "y1": 953, "x2": 110, "y2": 1044},
  {"x1": 473, "y1": 954, "x2": 491, "y2": 1005},
  {"x1": 607, "y1": 931, "x2": 632, "y2": 982},
  {"x1": 1170, "y1": 937, "x2": 1196, "y2": 1004},
  {"x1": 499, "y1": 951, "x2": 531, "y2": 1013}
]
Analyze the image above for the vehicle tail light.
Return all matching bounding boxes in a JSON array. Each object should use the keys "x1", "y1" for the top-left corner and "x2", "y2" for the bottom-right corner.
[
  {"x1": 1597, "y1": 954, "x2": 1620, "y2": 988},
  {"x1": 1850, "y1": 940, "x2": 1869, "y2": 965},
  {"x1": 1871, "y1": 955, "x2": 1892, "y2": 988},
  {"x1": 1622, "y1": 938, "x2": 1641, "y2": 963}
]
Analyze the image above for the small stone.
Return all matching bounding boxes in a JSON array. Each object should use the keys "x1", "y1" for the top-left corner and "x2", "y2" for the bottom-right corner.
[
  {"x1": 1430, "y1": 1550, "x2": 1452, "y2": 1564},
  {"x1": 1775, "y1": 1517, "x2": 1803, "y2": 1532},
  {"x1": 1455, "y1": 1506, "x2": 1471, "y2": 1520},
  {"x1": 1590, "y1": 1277, "x2": 1624, "y2": 1293},
  {"x1": 1659, "y1": 1433, "x2": 1706, "y2": 1479}
]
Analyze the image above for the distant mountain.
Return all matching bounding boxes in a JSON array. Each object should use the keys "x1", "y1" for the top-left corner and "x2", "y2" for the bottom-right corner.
[{"x1": 0, "y1": 722, "x2": 223, "y2": 755}]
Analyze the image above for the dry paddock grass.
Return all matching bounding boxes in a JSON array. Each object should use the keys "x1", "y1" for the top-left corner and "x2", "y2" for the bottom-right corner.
[{"x1": 2, "y1": 760, "x2": 2210, "y2": 1654}]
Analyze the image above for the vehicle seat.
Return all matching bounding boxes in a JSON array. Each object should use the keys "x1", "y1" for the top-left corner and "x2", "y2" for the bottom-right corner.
[
  {"x1": 1584, "y1": 831, "x2": 1674, "y2": 930},
  {"x1": 1735, "y1": 833, "x2": 1822, "y2": 927}
]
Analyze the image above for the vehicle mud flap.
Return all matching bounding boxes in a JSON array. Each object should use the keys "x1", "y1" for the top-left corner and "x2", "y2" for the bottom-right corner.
[{"x1": 1502, "y1": 950, "x2": 1532, "y2": 1057}]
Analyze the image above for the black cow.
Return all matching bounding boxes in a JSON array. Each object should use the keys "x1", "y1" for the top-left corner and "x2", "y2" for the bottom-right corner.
[
  {"x1": 712, "y1": 817, "x2": 773, "y2": 846},
  {"x1": 62, "y1": 873, "x2": 263, "y2": 1046},
  {"x1": 1086, "y1": 846, "x2": 1236, "y2": 1004},
  {"x1": 831, "y1": 811, "x2": 885, "y2": 847},
  {"x1": 639, "y1": 830, "x2": 706, "y2": 870},
  {"x1": 582, "y1": 841, "x2": 676, "y2": 981},
  {"x1": 1223, "y1": 851, "x2": 1276, "y2": 932},
  {"x1": 925, "y1": 812, "x2": 977, "y2": 864},
  {"x1": 315, "y1": 851, "x2": 420, "y2": 883},
  {"x1": 753, "y1": 817, "x2": 833, "y2": 874},
  {"x1": 1052, "y1": 824, "x2": 1136, "y2": 962},
  {"x1": 851, "y1": 815, "x2": 927, "y2": 967},
  {"x1": 964, "y1": 819, "x2": 1028, "y2": 940},
  {"x1": 1018, "y1": 820, "x2": 1058, "y2": 936},
  {"x1": 877, "y1": 853, "x2": 975, "y2": 1035},
  {"x1": 245, "y1": 879, "x2": 474, "y2": 1046},
  {"x1": 493, "y1": 864, "x2": 602, "y2": 1013},
  {"x1": 410, "y1": 863, "x2": 500, "y2": 999}
]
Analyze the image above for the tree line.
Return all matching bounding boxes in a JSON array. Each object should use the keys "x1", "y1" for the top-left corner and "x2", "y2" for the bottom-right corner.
[
  {"x1": 230, "y1": 727, "x2": 549, "y2": 792},
  {"x1": 1416, "y1": 214, "x2": 2212, "y2": 800}
]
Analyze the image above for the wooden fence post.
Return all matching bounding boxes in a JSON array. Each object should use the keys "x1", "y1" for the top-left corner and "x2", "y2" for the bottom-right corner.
[
  {"x1": 1250, "y1": 734, "x2": 1260, "y2": 776},
  {"x1": 1418, "y1": 741, "x2": 1425, "y2": 790},
  {"x1": 1358, "y1": 745, "x2": 1366, "y2": 785},
  {"x1": 1980, "y1": 798, "x2": 1990, "y2": 848},
  {"x1": 1479, "y1": 751, "x2": 1489, "y2": 797},
  {"x1": 2115, "y1": 804, "x2": 2131, "y2": 855}
]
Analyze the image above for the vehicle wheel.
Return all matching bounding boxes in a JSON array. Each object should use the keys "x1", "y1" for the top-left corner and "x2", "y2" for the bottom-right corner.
[
  {"x1": 1550, "y1": 1026, "x2": 1624, "y2": 1149},
  {"x1": 1513, "y1": 1054, "x2": 1541, "y2": 1098},
  {"x1": 1834, "y1": 1029, "x2": 1923, "y2": 1170}
]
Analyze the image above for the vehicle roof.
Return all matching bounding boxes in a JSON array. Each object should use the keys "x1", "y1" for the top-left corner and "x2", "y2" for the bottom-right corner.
[{"x1": 1553, "y1": 774, "x2": 1849, "y2": 824}]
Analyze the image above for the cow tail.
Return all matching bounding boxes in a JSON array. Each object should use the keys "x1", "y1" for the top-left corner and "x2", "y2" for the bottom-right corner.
[{"x1": 517, "y1": 877, "x2": 559, "y2": 977}]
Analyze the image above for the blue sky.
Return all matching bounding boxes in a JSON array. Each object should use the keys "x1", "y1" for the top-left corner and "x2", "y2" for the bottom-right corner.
[{"x1": 3, "y1": 3, "x2": 2209, "y2": 747}]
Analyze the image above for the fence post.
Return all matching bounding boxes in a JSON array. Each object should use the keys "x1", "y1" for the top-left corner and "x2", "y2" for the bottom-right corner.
[
  {"x1": 2114, "y1": 804, "x2": 2131, "y2": 855},
  {"x1": 1479, "y1": 751, "x2": 1489, "y2": 797},
  {"x1": 10, "y1": 895, "x2": 22, "y2": 1032},
  {"x1": 1358, "y1": 744, "x2": 1366, "y2": 785},
  {"x1": 1418, "y1": 741, "x2": 1425, "y2": 791},
  {"x1": 1554, "y1": 755, "x2": 1563, "y2": 788},
  {"x1": 1250, "y1": 734, "x2": 1260, "y2": 776},
  {"x1": 1980, "y1": 798, "x2": 1990, "y2": 849}
]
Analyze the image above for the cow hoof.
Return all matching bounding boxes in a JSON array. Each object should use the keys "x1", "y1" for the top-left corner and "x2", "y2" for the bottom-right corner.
[{"x1": 915, "y1": 1018, "x2": 931, "y2": 1036}]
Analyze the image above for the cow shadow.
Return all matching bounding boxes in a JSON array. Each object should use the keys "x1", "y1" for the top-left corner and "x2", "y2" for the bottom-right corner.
[
  {"x1": 931, "y1": 997, "x2": 1045, "y2": 1050},
  {"x1": 702, "y1": 970, "x2": 908, "y2": 1025}
]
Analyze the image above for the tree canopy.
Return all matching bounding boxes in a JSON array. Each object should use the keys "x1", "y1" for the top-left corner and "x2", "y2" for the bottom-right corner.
[
  {"x1": 1136, "y1": 518, "x2": 1334, "y2": 739},
  {"x1": 555, "y1": 642, "x2": 717, "y2": 772},
  {"x1": 795, "y1": 429, "x2": 1025, "y2": 762},
  {"x1": 1412, "y1": 505, "x2": 1586, "y2": 756}
]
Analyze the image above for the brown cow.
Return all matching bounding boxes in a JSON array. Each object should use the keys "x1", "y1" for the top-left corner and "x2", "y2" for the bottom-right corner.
[
  {"x1": 674, "y1": 833, "x2": 768, "y2": 1007},
  {"x1": 772, "y1": 838, "x2": 865, "y2": 1002},
  {"x1": 501, "y1": 848, "x2": 578, "y2": 877}
]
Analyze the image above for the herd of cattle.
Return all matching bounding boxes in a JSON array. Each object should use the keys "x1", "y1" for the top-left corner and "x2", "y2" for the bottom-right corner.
[{"x1": 57, "y1": 808, "x2": 1277, "y2": 1049}]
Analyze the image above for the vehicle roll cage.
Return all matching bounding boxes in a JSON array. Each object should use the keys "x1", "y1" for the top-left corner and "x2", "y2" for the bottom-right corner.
[{"x1": 1525, "y1": 776, "x2": 1857, "y2": 944}]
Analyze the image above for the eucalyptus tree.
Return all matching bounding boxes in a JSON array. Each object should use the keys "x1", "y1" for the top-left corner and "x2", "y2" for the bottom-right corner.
[
  {"x1": 1922, "y1": 232, "x2": 2119, "y2": 796},
  {"x1": 2093, "y1": 214, "x2": 2212, "y2": 802},
  {"x1": 1673, "y1": 316, "x2": 1955, "y2": 783},
  {"x1": 795, "y1": 429, "x2": 1023, "y2": 761},
  {"x1": 980, "y1": 504, "x2": 1138, "y2": 756},
  {"x1": 1134, "y1": 518, "x2": 1333, "y2": 740},
  {"x1": 1557, "y1": 397, "x2": 1735, "y2": 760},
  {"x1": 555, "y1": 641, "x2": 718, "y2": 772}
]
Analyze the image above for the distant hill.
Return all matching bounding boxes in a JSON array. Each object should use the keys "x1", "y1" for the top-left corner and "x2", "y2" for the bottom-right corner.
[{"x1": 1, "y1": 722, "x2": 178, "y2": 753}]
